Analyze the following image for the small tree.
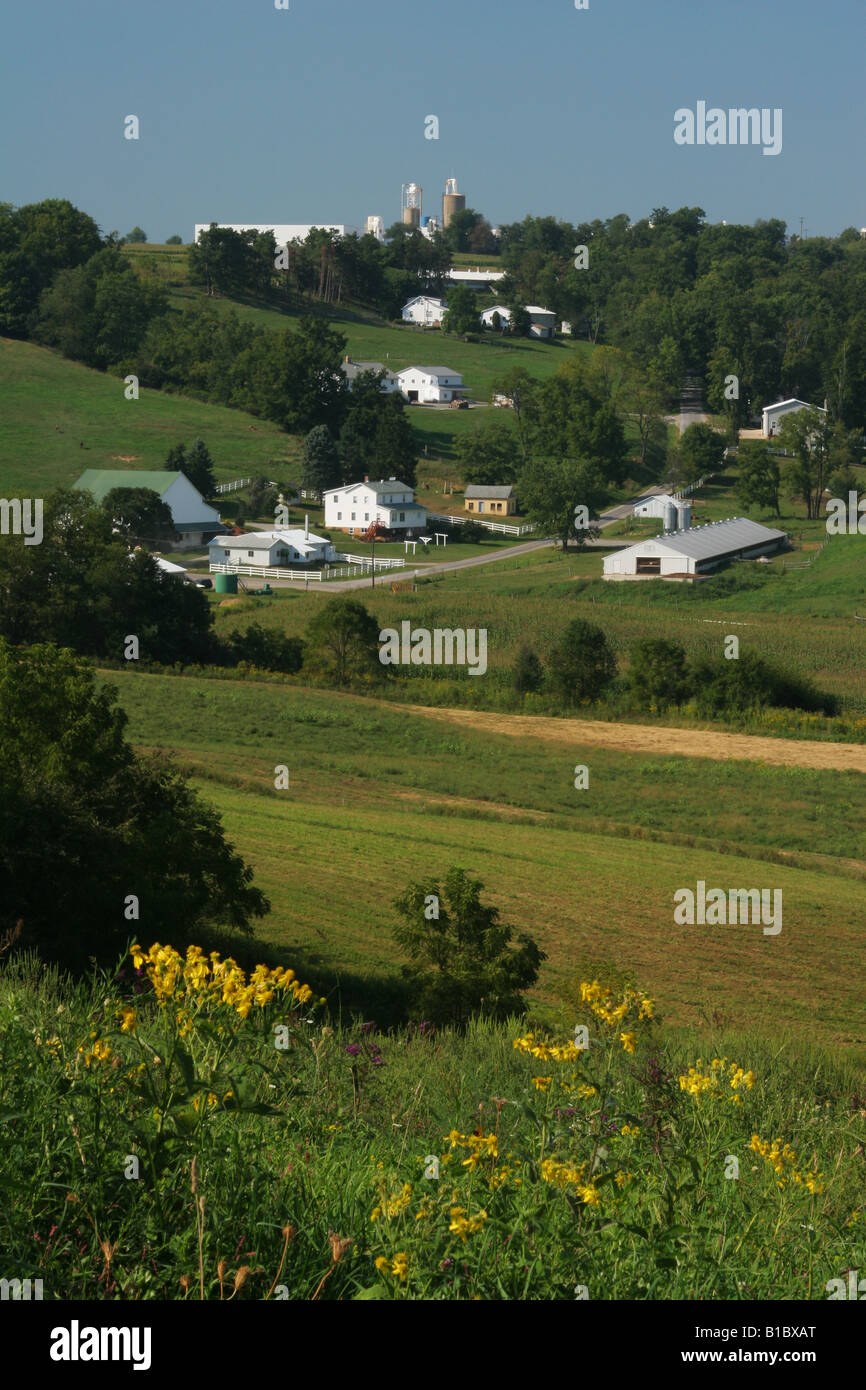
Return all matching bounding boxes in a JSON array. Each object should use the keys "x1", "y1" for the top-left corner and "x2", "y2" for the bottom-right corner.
[
  {"x1": 629, "y1": 639, "x2": 691, "y2": 709},
  {"x1": 391, "y1": 867, "x2": 546, "y2": 1026},
  {"x1": 301, "y1": 424, "x2": 341, "y2": 493},
  {"x1": 678, "y1": 422, "x2": 726, "y2": 486},
  {"x1": 735, "y1": 441, "x2": 781, "y2": 517},
  {"x1": 305, "y1": 597, "x2": 382, "y2": 685},
  {"x1": 548, "y1": 618, "x2": 617, "y2": 705},
  {"x1": 441, "y1": 283, "x2": 481, "y2": 336},
  {"x1": 513, "y1": 644, "x2": 544, "y2": 695},
  {"x1": 165, "y1": 235, "x2": 183, "y2": 245},
  {"x1": 165, "y1": 440, "x2": 216, "y2": 499},
  {"x1": 101, "y1": 486, "x2": 178, "y2": 547},
  {"x1": 123, "y1": 227, "x2": 147, "y2": 244}
]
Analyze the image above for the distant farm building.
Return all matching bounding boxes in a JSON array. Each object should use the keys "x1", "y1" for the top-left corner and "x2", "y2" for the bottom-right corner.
[
  {"x1": 194, "y1": 222, "x2": 364, "y2": 244},
  {"x1": 402, "y1": 295, "x2": 448, "y2": 326},
  {"x1": 480, "y1": 305, "x2": 513, "y2": 330},
  {"x1": 603, "y1": 517, "x2": 788, "y2": 580},
  {"x1": 525, "y1": 306, "x2": 556, "y2": 339},
  {"x1": 395, "y1": 365, "x2": 464, "y2": 403},
  {"x1": 74, "y1": 470, "x2": 223, "y2": 548},
  {"x1": 762, "y1": 398, "x2": 827, "y2": 439},
  {"x1": 340, "y1": 357, "x2": 400, "y2": 392},
  {"x1": 633, "y1": 494, "x2": 692, "y2": 530},
  {"x1": 464, "y1": 485, "x2": 516, "y2": 516}
]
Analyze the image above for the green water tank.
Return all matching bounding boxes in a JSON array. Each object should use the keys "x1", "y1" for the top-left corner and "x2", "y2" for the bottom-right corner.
[{"x1": 214, "y1": 572, "x2": 238, "y2": 595}]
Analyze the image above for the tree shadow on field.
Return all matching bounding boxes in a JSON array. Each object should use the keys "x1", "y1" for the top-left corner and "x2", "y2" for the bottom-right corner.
[{"x1": 191, "y1": 925, "x2": 414, "y2": 1030}]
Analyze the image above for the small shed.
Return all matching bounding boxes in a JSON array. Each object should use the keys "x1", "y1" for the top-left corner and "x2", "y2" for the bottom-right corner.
[{"x1": 464, "y1": 485, "x2": 516, "y2": 516}]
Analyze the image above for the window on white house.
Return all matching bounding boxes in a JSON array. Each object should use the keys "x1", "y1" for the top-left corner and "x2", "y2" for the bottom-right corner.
[
  {"x1": 248, "y1": 551, "x2": 255, "y2": 558},
  {"x1": 351, "y1": 512, "x2": 355, "y2": 521},
  {"x1": 399, "y1": 512, "x2": 405, "y2": 521},
  {"x1": 337, "y1": 512, "x2": 341, "y2": 520}
]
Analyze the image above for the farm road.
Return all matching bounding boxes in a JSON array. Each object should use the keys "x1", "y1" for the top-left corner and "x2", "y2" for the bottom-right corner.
[{"x1": 399, "y1": 704, "x2": 866, "y2": 775}]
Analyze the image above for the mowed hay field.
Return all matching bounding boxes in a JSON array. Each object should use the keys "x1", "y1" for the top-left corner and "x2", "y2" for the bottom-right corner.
[
  {"x1": 0, "y1": 337, "x2": 299, "y2": 494},
  {"x1": 107, "y1": 670, "x2": 866, "y2": 1055}
]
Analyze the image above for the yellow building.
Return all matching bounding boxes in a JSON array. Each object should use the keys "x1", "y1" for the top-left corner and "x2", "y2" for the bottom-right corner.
[{"x1": 464, "y1": 485, "x2": 516, "y2": 516}]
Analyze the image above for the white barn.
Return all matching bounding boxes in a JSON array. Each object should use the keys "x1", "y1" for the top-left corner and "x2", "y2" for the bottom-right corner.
[
  {"x1": 603, "y1": 517, "x2": 788, "y2": 580},
  {"x1": 762, "y1": 398, "x2": 827, "y2": 439},
  {"x1": 402, "y1": 295, "x2": 448, "y2": 326},
  {"x1": 323, "y1": 478, "x2": 427, "y2": 535},
  {"x1": 209, "y1": 527, "x2": 337, "y2": 568},
  {"x1": 74, "y1": 469, "x2": 223, "y2": 548},
  {"x1": 395, "y1": 365, "x2": 464, "y2": 403},
  {"x1": 633, "y1": 493, "x2": 680, "y2": 519}
]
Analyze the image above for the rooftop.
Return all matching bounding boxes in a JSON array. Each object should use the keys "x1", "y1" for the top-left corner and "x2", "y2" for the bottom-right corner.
[
  {"x1": 464, "y1": 485, "x2": 514, "y2": 499},
  {"x1": 74, "y1": 469, "x2": 181, "y2": 501},
  {"x1": 399, "y1": 365, "x2": 462, "y2": 379},
  {"x1": 633, "y1": 517, "x2": 786, "y2": 560}
]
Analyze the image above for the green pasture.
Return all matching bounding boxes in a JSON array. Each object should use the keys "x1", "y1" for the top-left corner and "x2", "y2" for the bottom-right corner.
[{"x1": 105, "y1": 668, "x2": 866, "y2": 1053}]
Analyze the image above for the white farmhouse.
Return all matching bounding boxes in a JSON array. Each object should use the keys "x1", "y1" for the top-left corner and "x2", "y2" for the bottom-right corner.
[
  {"x1": 761, "y1": 398, "x2": 827, "y2": 439},
  {"x1": 480, "y1": 305, "x2": 513, "y2": 330},
  {"x1": 323, "y1": 478, "x2": 427, "y2": 535},
  {"x1": 402, "y1": 295, "x2": 448, "y2": 326},
  {"x1": 74, "y1": 469, "x2": 223, "y2": 548},
  {"x1": 525, "y1": 306, "x2": 556, "y2": 339},
  {"x1": 209, "y1": 526, "x2": 337, "y2": 569},
  {"x1": 395, "y1": 365, "x2": 464, "y2": 403},
  {"x1": 604, "y1": 517, "x2": 787, "y2": 580}
]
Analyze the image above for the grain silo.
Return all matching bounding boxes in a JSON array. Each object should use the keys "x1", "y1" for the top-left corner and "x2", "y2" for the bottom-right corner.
[
  {"x1": 442, "y1": 177, "x2": 466, "y2": 228},
  {"x1": 402, "y1": 183, "x2": 422, "y2": 228},
  {"x1": 675, "y1": 501, "x2": 692, "y2": 531},
  {"x1": 662, "y1": 500, "x2": 677, "y2": 532}
]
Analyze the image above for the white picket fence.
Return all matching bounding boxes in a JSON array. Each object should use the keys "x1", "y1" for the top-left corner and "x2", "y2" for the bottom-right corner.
[
  {"x1": 300, "y1": 488, "x2": 322, "y2": 501},
  {"x1": 209, "y1": 562, "x2": 322, "y2": 582},
  {"x1": 672, "y1": 473, "x2": 715, "y2": 500},
  {"x1": 427, "y1": 512, "x2": 535, "y2": 536},
  {"x1": 215, "y1": 477, "x2": 252, "y2": 495},
  {"x1": 342, "y1": 553, "x2": 405, "y2": 570}
]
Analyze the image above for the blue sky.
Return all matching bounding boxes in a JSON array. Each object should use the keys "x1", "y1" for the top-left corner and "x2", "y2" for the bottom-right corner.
[{"x1": 2, "y1": 0, "x2": 863, "y2": 241}]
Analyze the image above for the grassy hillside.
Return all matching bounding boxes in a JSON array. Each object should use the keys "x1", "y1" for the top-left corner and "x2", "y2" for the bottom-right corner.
[
  {"x1": 106, "y1": 668, "x2": 866, "y2": 1055},
  {"x1": 0, "y1": 336, "x2": 299, "y2": 495}
]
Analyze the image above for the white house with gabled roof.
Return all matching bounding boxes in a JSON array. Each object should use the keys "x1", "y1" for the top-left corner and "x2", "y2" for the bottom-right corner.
[
  {"x1": 402, "y1": 295, "x2": 447, "y2": 326},
  {"x1": 761, "y1": 398, "x2": 827, "y2": 439},
  {"x1": 323, "y1": 478, "x2": 427, "y2": 535}
]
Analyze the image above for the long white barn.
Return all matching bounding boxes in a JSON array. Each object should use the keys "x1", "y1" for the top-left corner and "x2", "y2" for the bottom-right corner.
[{"x1": 603, "y1": 517, "x2": 788, "y2": 580}]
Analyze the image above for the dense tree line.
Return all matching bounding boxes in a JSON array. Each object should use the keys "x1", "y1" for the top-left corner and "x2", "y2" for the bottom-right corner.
[{"x1": 496, "y1": 209, "x2": 866, "y2": 428}]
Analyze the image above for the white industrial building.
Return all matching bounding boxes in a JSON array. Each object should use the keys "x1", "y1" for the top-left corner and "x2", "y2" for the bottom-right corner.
[
  {"x1": 194, "y1": 222, "x2": 365, "y2": 245},
  {"x1": 395, "y1": 365, "x2": 464, "y2": 403},
  {"x1": 209, "y1": 526, "x2": 337, "y2": 569},
  {"x1": 603, "y1": 517, "x2": 788, "y2": 580},
  {"x1": 761, "y1": 398, "x2": 827, "y2": 438},
  {"x1": 402, "y1": 295, "x2": 448, "y2": 326},
  {"x1": 323, "y1": 478, "x2": 427, "y2": 535}
]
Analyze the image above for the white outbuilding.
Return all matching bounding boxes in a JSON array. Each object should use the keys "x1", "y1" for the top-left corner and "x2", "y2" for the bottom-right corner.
[
  {"x1": 525, "y1": 305, "x2": 556, "y2": 339},
  {"x1": 761, "y1": 398, "x2": 827, "y2": 439},
  {"x1": 603, "y1": 517, "x2": 788, "y2": 580}
]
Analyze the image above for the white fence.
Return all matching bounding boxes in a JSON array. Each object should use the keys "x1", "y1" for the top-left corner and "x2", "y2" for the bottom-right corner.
[
  {"x1": 209, "y1": 562, "x2": 322, "y2": 582},
  {"x1": 427, "y1": 512, "x2": 535, "y2": 536},
  {"x1": 215, "y1": 477, "x2": 252, "y2": 495},
  {"x1": 342, "y1": 553, "x2": 405, "y2": 570},
  {"x1": 672, "y1": 474, "x2": 715, "y2": 500},
  {"x1": 300, "y1": 488, "x2": 322, "y2": 501}
]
